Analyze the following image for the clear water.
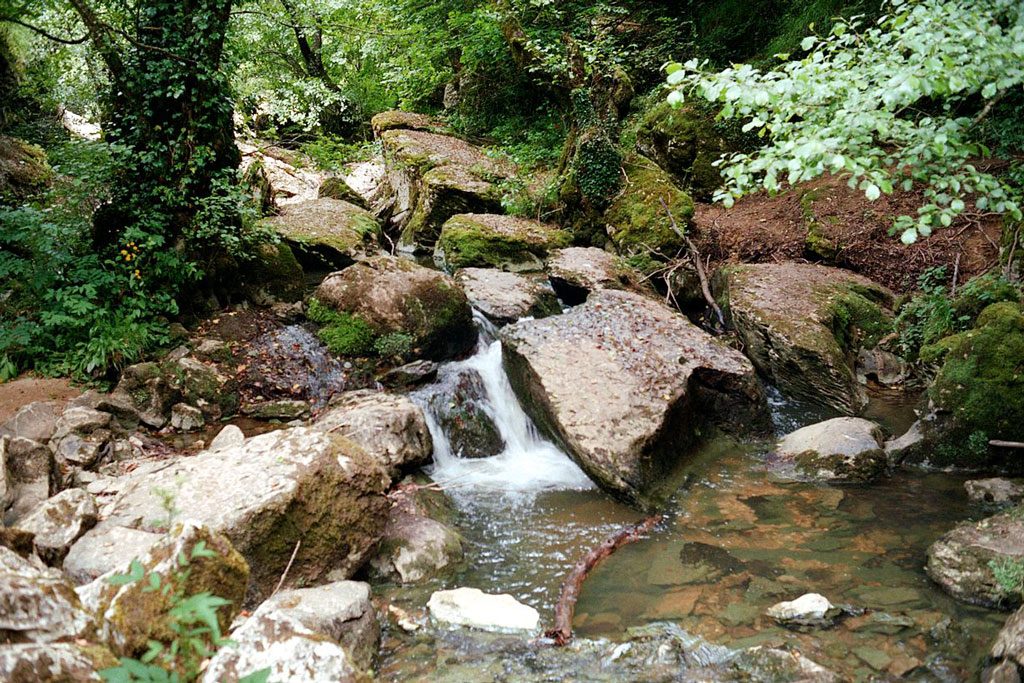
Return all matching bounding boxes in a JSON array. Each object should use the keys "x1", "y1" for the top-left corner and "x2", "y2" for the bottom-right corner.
[{"x1": 381, "y1": 317, "x2": 1004, "y2": 681}]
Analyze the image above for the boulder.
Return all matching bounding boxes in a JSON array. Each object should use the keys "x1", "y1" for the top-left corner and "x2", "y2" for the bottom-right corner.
[
  {"x1": 111, "y1": 363, "x2": 178, "y2": 429},
  {"x1": 427, "y1": 587, "x2": 540, "y2": 633},
  {"x1": 603, "y1": 155, "x2": 694, "y2": 255},
  {"x1": 927, "y1": 509, "x2": 1024, "y2": 609},
  {"x1": 371, "y1": 110, "x2": 450, "y2": 136},
  {"x1": 209, "y1": 424, "x2": 245, "y2": 451},
  {"x1": 421, "y1": 368, "x2": 503, "y2": 459},
  {"x1": 378, "y1": 128, "x2": 513, "y2": 248},
  {"x1": 0, "y1": 546, "x2": 95, "y2": 643},
  {"x1": 456, "y1": 268, "x2": 560, "y2": 325},
  {"x1": 714, "y1": 262, "x2": 894, "y2": 415},
  {"x1": 63, "y1": 525, "x2": 161, "y2": 586},
  {"x1": 774, "y1": 417, "x2": 887, "y2": 483},
  {"x1": 434, "y1": 214, "x2": 572, "y2": 272},
  {"x1": 262, "y1": 198, "x2": 381, "y2": 270},
  {"x1": 378, "y1": 360, "x2": 439, "y2": 389},
  {"x1": 15, "y1": 489, "x2": 98, "y2": 565},
  {"x1": 319, "y1": 175, "x2": 369, "y2": 209},
  {"x1": 0, "y1": 400, "x2": 62, "y2": 443},
  {"x1": 502, "y1": 289, "x2": 766, "y2": 506},
  {"x1": 240, "y1": 399, "x2": 310, "y2": 420},
  {"x1": 545, "y1": 247, "x2": 646, "y2": 304},
  {"x1": 368, "y1": 493, "x2": 463, "y2": 584},
  {"x1": 2, "y1": 436, "x2": 51, "y2": 524},
  {"x1": 967, "y1": 479, "x2": 1024, "y2": 505},
  {"x1": 246, "y1": 242, "x2": 305, "y2": 304},
  {"x1": 313, "y1": 390, "x2": 432, "y2": 481},
  {"x1": 170, "y1": 403, "x2": 204, "y2": 432},
  {"x1": 0, "y1": 643, "x2": 118, "y2": 682},
  {"x1": 0, "y1": 135, "x2": 50, "y2": 200},
  {"x1": 313, "y1": 255, "x2": 477, "y2": 361},
  {"x1": 77, "y1": 523, "x2": 248, "y2": 659},
  {"x1": 171, "y1": 357, "x2": 239, "y2": 420},
  {"x1": 71, "y1": 427, "x2": 389, "y2": 601},
  {"x1": 987, "y1": 605, "x2": 1024, "y2": 681}
]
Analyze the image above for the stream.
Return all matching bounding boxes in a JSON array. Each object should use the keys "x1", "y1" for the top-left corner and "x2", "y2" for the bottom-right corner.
[{"x1": 375, "y1": 311, "x2": 1005, "y2": 681}]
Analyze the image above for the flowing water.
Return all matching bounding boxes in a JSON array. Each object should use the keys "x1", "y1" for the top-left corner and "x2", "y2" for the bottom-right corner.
[{"x1": 381, "y1": 314, "x2": 1005, "y2": 681}]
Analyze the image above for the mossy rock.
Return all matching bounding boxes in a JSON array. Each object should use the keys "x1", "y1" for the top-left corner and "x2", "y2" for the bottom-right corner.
[
  {"x1": 435, "y1": 213, "x2": 572, "y2": 272},
  {"x1": 246, "y1": 242, "x2": 305, "y2": 303},
  {"x1": 917, "y1": 302, "x2": 1024, "y2": 470},
  {"x1": 318, "y1": 175, "x2": 368, "y2": 209},
  {"x1": 0, "y1": 135, "x2": 51, "y2": 201},
  {"x1": 401, "y1": 166, "x2": 505, "y2": 249},
  {"x1": 604, "y1": 155, "x2": 694, "y2": 256},
  {"x1": 371, "y1": 110, "x2": 451, "y2": 137},
  {"x1": 313, "y1": 255, "x2": 477, "y2": 361},
  {"x1": 261, "y1": 198, "x2": 381, "y2": 270},
  {"x1": 635, "y1": 101, "x2": 751, "y2": 201}
]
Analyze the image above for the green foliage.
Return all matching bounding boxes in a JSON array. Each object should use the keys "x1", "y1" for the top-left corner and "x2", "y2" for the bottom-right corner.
[
  {"x1": 668, "y1": 0, "x2": 1024, "y2": 243},
  {"x1": 307, "y1": 298, "x2": 377, "y2": 356},
  {"x1": 373, "y1": 332, "x2": 415, "y2": 360},
  {"x1": 301, "y1": 137, "x2": 377, "y2": 173},
  {"x1": 990, "y1": 555, "x2": 1024, "y2": 600},
  {"x1": 573, "y1": 133, "x2": 622, "y2": 209}
]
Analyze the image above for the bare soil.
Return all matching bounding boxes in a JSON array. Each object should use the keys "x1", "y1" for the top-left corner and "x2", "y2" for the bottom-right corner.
[{"x1": 0, "y1": 377, "x2": 81, "y2": 423}]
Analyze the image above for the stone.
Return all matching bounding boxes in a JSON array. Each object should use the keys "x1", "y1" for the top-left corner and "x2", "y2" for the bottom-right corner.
[
  {"x1": 314, "y1": 255, "x2": 477, "y2": 362},
  {"x1": 766, "y1": 593, "x2": 836, "y2": 628},
  {"x1": 378, "y1": 360, "x2": 439, "y2": 389},
  {"x1": 0, "y1": 135, "x2": 51, "y2": 200},
  {"x1": 379, "y1": 127, "x2": 513, "y2": 248},
  {"x1": 172, "y1": 357, "x2": 239, "y2": 420},
  {"x1": 421, "y1": 367, "x2": 503, "y2": 459},
  {"x1": 75, "y1": 427, "x2": 389, "y2": 601},
  {"x1": 714, "y1": 262, "x2": 894, "y2": 414},
  {"x1": 884, "y1": 420, "x2": 925, "y2": 466},
  {"x1": 52, "y1": 407, "x2": 111, "y2": 442},
  {"x1": 990, "y1": 606, "x2": 1024, "y2": 674},
  {"x1": 78, "y1": 523, "x2": 248, "y2": 659},
  {"x1": 262, "y1": 198, "x2": 381, "y2": 270},
  {"x1": 0, "y1": 546, "x2": 95, "y2": 643},
  {"x1": 545, "y1": 247, "x2": 646, "y2": 304},
  {"x1": 194, "y1": 338, "x2": 231, "y2": 361},
  {"x1": 246, "y1": 242, "x2": 306, "y2": 304},
  {"x1": 967, "y1": 479, "x2": 1024, "y2": 505},
  {"x1": 209, "y1": 424, "x2": 245, "y2": 451},
  {"x1": 238, "y1": 581, "x2": 379, "y2": 672},
  {"x1": 0, "y1": 642, "x2": 118, "y2": 682},
  {"x1": 240, "y1": 399, "x2": 311, "y2": 420},
  {"x1": 501, "y1": 289, "x2": 766, "y2": 506},
  {"x1": 2, "y1": 436, "x2": 51, "y2": 524},
  {"x1": 434, "y1": 214, "x2": 572, "y2": 272},
  {"x1": 927, "y1": 509, "x2": 1024, "y2": 608},
  {"x1": 314, "y1": 390, "x2": 432, "y2": 481},
  {"x1": 774, "y1": 417, "x2": 887, "y2": 483},
  {"x1": 170, "y1": 403, "x2": 205, "y2": 432},
  {"x1": 427, "y1": 587, "x2": 540, "y2": 633},
  {"x1": 729, "y1": 646, "x2": 841, "y2": 682},
  {"x1": 52, "y1": 432, "x2": 109, "y2": 486},
  {"x1": 319, "y1": 175, "x2": 369, "y2": 208},
  {"x1": 0, "y1": 401, "x2": 62, "y2": 443},
  {"x1": 369, "y1": 496, "x2": 463, "y2": 584},
  {"x1": 604, "y1": 155, "x2": 693, "y2": 255},
  {"x1": 15, "y1": 489, "x2": 98, "y2": 565},
  {"x1": 63, "y1": 525, "x2": 161, "y2": 586},
  {"x1": 112, "y1": 362, "x2": 178, "y2": 429},
  {"x1": 371, "y1": 110, "x2": 450, "y2": 136},
  {"x1": 856, "y1": 348, "x2": 907, "y2": 386},
  {"x1": 456, "y1": 268, "x2": 561, "y2": 325}
]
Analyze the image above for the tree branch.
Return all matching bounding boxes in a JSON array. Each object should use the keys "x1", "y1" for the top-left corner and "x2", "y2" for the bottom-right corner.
[{"x1": 0, "y1": 16, "x2": 88, "y2": 44}]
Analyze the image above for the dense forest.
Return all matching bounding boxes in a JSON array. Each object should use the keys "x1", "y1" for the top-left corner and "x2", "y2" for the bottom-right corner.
[{"x1": 1, "y1": 0, "x2": 1023, "y2": 681}]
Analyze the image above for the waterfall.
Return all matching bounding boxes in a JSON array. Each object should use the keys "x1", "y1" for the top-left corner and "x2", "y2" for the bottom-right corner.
[{"x1": 412, "y1": 314, "x2": 593, "y2": 498}]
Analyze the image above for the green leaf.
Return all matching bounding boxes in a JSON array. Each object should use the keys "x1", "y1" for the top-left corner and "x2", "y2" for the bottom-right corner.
[
  {"x1": 239, "y1": 669, "x2": 273, "y2": 683},
  {"x1": 800, "y1": 36, "x2": 816, "y2": 51}
]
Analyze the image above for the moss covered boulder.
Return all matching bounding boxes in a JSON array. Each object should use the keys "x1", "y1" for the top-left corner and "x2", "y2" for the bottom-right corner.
[
  {"x1": 72, "y1": 427, "x2": 389, "y2": 603},
  {"x1": 244, "y1": 242, "x2": 305, "y2": 304},
  {"x1": 913, "y1": 301, "x2": 1024, "y2": 470},
  {"x1": 635, "y1": 102, "x2": 749, "y2": 200},
  {"x1": 371, "y1": 110, "x2": 450, "y2": 137},
  {"x1": 435, "y1": 213, "x2": 572, "y2": 272},
  {"x1": 368, "y1": 489, "x2": 463, "y2": 584},
  {"x1": 313, "y1": 255, "x2": 476, "y2": 361},
  {"x1": 604, "y1": 155, "x2": 694, "y2": 256},
  {"x1": 318, "y1": 175, "x2": 368, "y2": 209},
  {"x1": 714, "y1": 262, "x2": 894, "y2": 415},
  {"x1": 378, "y1": 128, "x2": 514, "y2": 249},
  {"x1": 0, "y1": 135, "x2": 51, "y2": 201},
  {"x1": 77, "y1": 522, "x2": 248, "y2": 659},
  {"x1": 262, "y1": 198, "x2": 381, "y2": 270},
  {"x1": 774, "y1": 417, "x2": 887, "y2": 483}
]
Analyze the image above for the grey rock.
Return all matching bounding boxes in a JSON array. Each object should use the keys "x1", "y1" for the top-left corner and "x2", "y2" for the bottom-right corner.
[
  {"x1": 545, "y1": 247, "x2": 647, "y2": 304},
  {"x1": 240, "y1": 399, "x2": 310, "y2": 420},
  {"x1": 967, "y1": 478, "x2": 1024, "y2": 505},
  {"x1": 170, "y1": 403, "x2": 205, "y2": 432},
  {"x1": 0, "y1": 642, "x2": 117, "y2": 682},
  {"x1": 0, "y1": 545, "x2": 95, "y2": 643},
  {"x1": 209, "y1": 424, "x2": 245, "y2": 451},
  {"x1": 379, "y1": 360, "x2": 439, "y2": 389},
  {"x1": 2, "y1": 437, "x2": 52, "y2": 524},
  {"x1": 422, "y1": 368, "x2": 503, "y2": 459},
  {"x1": 15, "y1": 489, "x2": 98, "y2": 565},
  {"x1": 502, "y1": 289, "x2": 766, "y2": 506},
  {"x1": 0, "y1": 401, "x2": 62, "y2": 443},
  {"x1": 52, "y1": 408, "x2": 110, "y2": 443},
  {"x1": 774, "y1": 417, "x2": 887, "y2": 483},
  {"x1": 369, "y1": 498, "x2": 463, "y2": 584},
  {"x1": 991, "y1": 605, "x2": 1024, "y2": 672},
  {"x1": 927, "y1": 510, "x2": 1024, "y2": 608},
  {"x1": 456, "y1": 268, "x2": 560, "y2": 325},
  {"x1": 63, "y1": 525, "x2": 161, "y2": 585},
  {"x1": 314, "y1": 390, "x2": 432, "y2": 481}
]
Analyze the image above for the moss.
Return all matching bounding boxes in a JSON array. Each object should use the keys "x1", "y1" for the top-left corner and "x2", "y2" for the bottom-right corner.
[
  {"x1": 604, "y1": 155, "x2": 693, "y2": 255},
  {"x1": 308, "y1": 298, "x2": 378, "y2": 357},
  {"x1": 0, "y1": 135, "x2": 51, "y2": 201},
  {"x1": 952, "y1": 273, "x2": 1021, "y2": 322},
  {"x1": 435, "y1": 214, "x2": 571, "y2": 270},
  {"x1": 828, "y1": 288, "x2": 892, "y2": 351},
  {"x1": 248, "y1": 242, "x2": 305, "y2": 302},
  {"x1": 925, "y1": 301, "x2": 1024, "y2": 446}
]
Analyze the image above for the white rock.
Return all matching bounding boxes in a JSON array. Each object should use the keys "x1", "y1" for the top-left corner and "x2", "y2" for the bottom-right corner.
[
  {"x1": 427, "y1": 587, "x2": 540, "y2": 633},
  {"x1": 766, "y1": 593, "x2": 834, "y2": 622},
  {"x1": 209, "y1": 424, "x2": 245, "y2": 451}
]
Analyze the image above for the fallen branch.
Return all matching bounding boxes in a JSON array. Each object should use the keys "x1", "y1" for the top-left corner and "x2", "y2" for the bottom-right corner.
[
  {"x1": 990, "y1": 440, "x2": 1024, "y2": 449},
  {"x1": 660, "y1": 199, "x2": 726, "y2": 331},
  {"x1": 545, "y1": 514, "x2": 662, "y2": 646},
  {"x1": 271, "y1": 540, "x2": 301, "y2": 597}
]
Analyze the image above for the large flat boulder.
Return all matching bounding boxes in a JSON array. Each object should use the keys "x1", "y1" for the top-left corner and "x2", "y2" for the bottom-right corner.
[
  {"x1": 456, "y1": 268, "x2": 561, "y2": 325},
  {"x1": 774, "y1": 417, "x2": 887, "y2": 483},
  {"x1": 434, "y1": 214, "x2": 571, "y2": 272},
  {"x1": 262, "y1": 198, "x2": 381, "y2": 270},
  {"x1": 501, "y1": 289, "x2": 766, "y2": 506},
  {"x1": 68, "y1": 427, "x2": 389, "y2": 602},
  {"x1": 379, "y1": 128, "x2": 514, "y2": 249},
  {"x1": 714, "y1": 262, "x2": 894, "y2": 415},
  {"x1": 313, "y1": 255, "x2": 477, "y2": 361}
]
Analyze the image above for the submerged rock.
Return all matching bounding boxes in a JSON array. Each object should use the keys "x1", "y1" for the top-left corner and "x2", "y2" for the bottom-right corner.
[
  {"x1": 70, "y1": 427, "x2": 389, "y2": 601},
  {"x1": 434, "y1": 213, "x2": 571, "y2": 272},
  {"x1": 774, "y1": 417, "x2": 887, "y2": 483},
  {"x1": 427, "y1": 587, "x2": 540, "y2": 633},
  {"x1": 714, "y1": 262, "x2": 894, "y2": 415},
  {"x1": 314, "y1": 390, "x2": 433, "y2": 481},
  {"x1": 15, "y1": 489, "x2": 98, "y2": 565},
  {"x1": 927, "y1": 509, "x2": 1024, "y2": 609},
  {"x1": 986, "y1": 605, "x2": 1024, "y2": 683},
  {"x1": 502, "y1": 289, "x2": 766, "y2": 506},
  {"x1": 263, "y1": 198, "x2": 381, "y2": 270},
  {"x1": 456, "y1": 268, "x2": 561, "y2": 325},
  {"x1": 314, "y1": 255, "x2": 477, "y2": 361}
]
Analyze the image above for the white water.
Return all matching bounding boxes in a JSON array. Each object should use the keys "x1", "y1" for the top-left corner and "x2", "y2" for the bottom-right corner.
[{"x1": 414, "y1": 316, "x2": 593, "y2": 498}]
